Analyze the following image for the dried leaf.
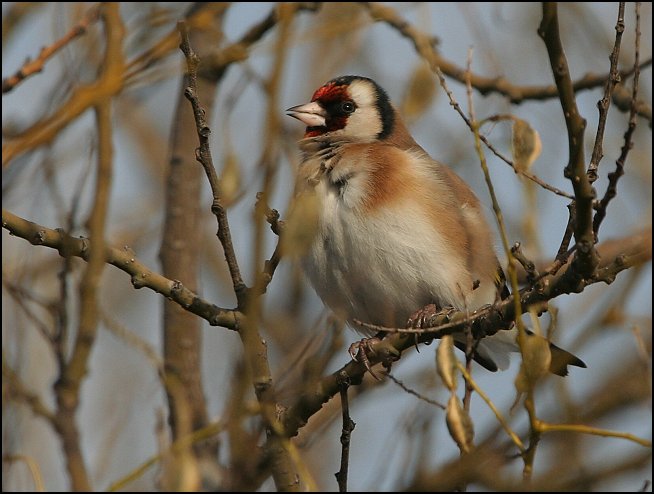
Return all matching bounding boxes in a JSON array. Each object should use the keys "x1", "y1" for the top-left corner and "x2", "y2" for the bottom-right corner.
[
  {"x1": 514, "y1": 332, "x2": 551, "y2": 393},
  {"x1": 512, "y1": 118, "x2": 542, "y2": 173},
  {"x1": 219, "y1": 151, "x2": 241, "y2": 207},
  {"x1": 280, "y1": 190, "x2": 320, "y2": 257},
  {"x1": 446, "y1": 394, "x2": 474, "y2": 454},
  {"x1": 437, "y1": 335, "x2": 458, "y2": 391},
  {"x1": 401, "y1": 62, "x2": 437, "y2": 122}
]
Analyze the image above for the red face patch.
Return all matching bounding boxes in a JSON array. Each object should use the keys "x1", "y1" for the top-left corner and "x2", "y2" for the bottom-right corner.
[
  {"x1": 305, "y1": 83, "x2": 351, "y2": 137},
  {"x1": 311, "y1": 82, "x2": 348, "y2": 103}
]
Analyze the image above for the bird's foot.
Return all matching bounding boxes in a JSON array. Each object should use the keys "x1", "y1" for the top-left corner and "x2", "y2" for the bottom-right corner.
[
  {"x1": 407, "y1": 303, "x2": 443, "y2": 329},
  {"x1": 348, "y1": 335, "x2": 400, "y2": 380}
]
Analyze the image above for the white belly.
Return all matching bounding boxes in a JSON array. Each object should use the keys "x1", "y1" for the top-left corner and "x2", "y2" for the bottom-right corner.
[{"x1": 302, "y1": 181, "x2": 475, "y2": 330}]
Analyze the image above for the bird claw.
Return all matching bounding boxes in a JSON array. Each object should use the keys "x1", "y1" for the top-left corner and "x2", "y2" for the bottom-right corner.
[
  {"x1": 406, "y1": 303, "x2": 440, "y2": 329},
  {"x1": 349, "y1": 337, "x2": 382, "y2": 380},
  {"x1": 348, "y1": 335, "x2": 403, "y2": 380},
  {"x1": 406, "y1": 304, "x2": 460, "y2": 330}
]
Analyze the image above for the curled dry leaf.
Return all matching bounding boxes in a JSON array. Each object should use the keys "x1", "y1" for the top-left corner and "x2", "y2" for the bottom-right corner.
[
  {"x1": 401, "y1": 61, "x2": 437, "y2": 122},
  {"x1": 219, "y1": 151, "x2": 241, "y2": 206},
  {"x1": 437, "y1": 335, "x2": 458, "y2": 392},
  {"x1": 280, "y1": 190, "x2": 320, "y2": 257},
  {"x1": 446, "y1": 394, "x2": 475, "y2": 454},
  {"x1": 514, "y1": 332, "x2": 552, "y2": 393},
  {"x1": 512, "y1": 118, "x2": 542, "y2": 173}
]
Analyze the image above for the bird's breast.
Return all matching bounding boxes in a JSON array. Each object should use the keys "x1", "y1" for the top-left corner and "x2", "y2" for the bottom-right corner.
[{"x1": 301, "y1": 170, "x2": 473, "y2": 329}]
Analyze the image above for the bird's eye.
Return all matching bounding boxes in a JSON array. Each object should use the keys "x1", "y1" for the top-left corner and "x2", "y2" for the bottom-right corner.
[{"x1": 340, "y1": 101, "x2": 355, "y2": 114}]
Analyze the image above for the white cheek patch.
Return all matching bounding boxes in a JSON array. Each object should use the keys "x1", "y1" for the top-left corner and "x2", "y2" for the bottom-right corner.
[
  {"x1": 344, "y1": 80, "x2": 382, "y2": 141},
  {"x1": 347, "y1": 80, "x2": 377, "y2": 107},
  {"x1": 346, "y1": 108, "x2": 382, "y2": 140}
]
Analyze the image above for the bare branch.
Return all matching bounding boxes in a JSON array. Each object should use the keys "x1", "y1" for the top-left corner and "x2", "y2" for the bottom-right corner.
[
  {"x1": 335, "y1": 382, "x2": 355, "y2": 492},
  {"x1": 587, "y1": 3, "x2": 626, "y2": 184},
  {"x1": 538, "y1": 3, "x2": 599, "y2": 279},
  {"x1": 178, "y1": 20, "x2": 247, "y2": 305},
  {"x1": 2, "y1": 359, "x2": 56, "y2": 423},
  {"x1": 2, "y1": 4, "x2": 100, "y2": 93},
  {"x1": 361, "y1": 3, "x2": 649, "y2": 108},
  {"x1": 593, "y1": 2, "x2": 643, "y2": 238},
  {"x1": 1, "y1": 209, "x2": 239, "y2": 329},
  {"x1": 50, "y1": 5, "x2": 124, "y2": 490}
]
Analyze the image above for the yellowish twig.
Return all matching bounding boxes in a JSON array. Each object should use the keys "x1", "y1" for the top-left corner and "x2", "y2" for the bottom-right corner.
[
  {"x1": 2, "y1": 454, "x2": 46, "y2": 492},
  {"x1": 106, "y1": 420, "x2": 226, "y2": 492},
  {"x1": 537, "y1": 422, "x2": 652, "y2": 448},
  {"x1": 457, "y1": 362, "x2": 525, "y2": 452}
]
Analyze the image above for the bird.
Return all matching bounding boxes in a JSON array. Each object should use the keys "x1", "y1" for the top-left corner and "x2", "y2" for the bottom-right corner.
[{"x1": 286, "y1": 75, "x2": 585, "y2": 377}]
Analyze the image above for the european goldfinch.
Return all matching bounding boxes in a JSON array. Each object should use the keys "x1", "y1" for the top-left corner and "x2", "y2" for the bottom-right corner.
[{"x1": 287, "y1": 75, "x2": 585, "y2": 376}]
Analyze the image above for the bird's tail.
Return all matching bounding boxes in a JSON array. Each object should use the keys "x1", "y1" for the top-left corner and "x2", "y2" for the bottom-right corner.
[{"x1": 467, "y1": 265, "x2": 587, "y2": 376}]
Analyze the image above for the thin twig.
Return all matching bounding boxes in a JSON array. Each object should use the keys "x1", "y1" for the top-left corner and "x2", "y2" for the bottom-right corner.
[
  {"x1": 335, "y1": 380, "x2": 356, "y2": 492},
  {"x1": 2, "y1": 454, "x2": 46, "y2": 492},
  {"x1": 2, "y1": 4, "x2": 100, "y2": 93},
  {"x1": 539, "y1": 3, "x2": 599, "y2": 280},
  {"x1": 462, "y1": 50, "x2": 478, "y2": 415},
  {"x1": 511, "y1": 242, "x2": 540, "y2": 284},
  {"x1": 1, "y1": 281, "x2": 56, "y2": 344},
  {"x1": 587, "y1": 3, "x2": 626, "y2": 184},
  {"x1": 362, "y1": 2, "x2": 594, "y2": 202},
  {"x1": 2, "y1": 359, "x2": 56, "y2": 423},
  {"x1": 202, "y1": 3, "x2": 320, "y2": 81},
  {"x1": 593, "y1": 3, "x2": 642, "y2": 238},
  {"x1": 387, "y1": 373, "x2": 446, "y2": 409},
  {"x1": 177, "y1": 21, "x2": 248, "y2": 305},
  {"x1": 456, "y1": 362, "x2": 525, "y2": 452},
  {"x1": 361, "y1": 3, "x2": 649, "y2": 107},
  {"x1": 555, "y1": 203, "x2": 576, "y2": 265},
  {"x1": 161, "y1": 5, "x2": 226, "y2": 457},
  {"x1": 538, "y1": 422, "x2": 651, "y2": 448},
  {"x1": 49, "y1": 5, "x2": 124, "y2": 490},
  {"x1": 611, "y1": 80, "x2": 651, "y2": 126},
  {"x1": 179, "y1": 17, "x2": 309, "y2": 492}
]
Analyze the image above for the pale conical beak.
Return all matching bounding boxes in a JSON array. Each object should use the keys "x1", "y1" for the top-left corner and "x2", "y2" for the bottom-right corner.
[{"x1": 286, "y1": 101, "x2": 326, "y2": 127}]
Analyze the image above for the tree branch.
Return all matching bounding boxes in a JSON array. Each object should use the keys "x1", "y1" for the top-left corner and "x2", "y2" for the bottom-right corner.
[
  {"x1": 50, "y1": 5, "x2": 124, "y2": 490},
  {"x1": 1, "y1": 4, "x2": 100, "y2": 93},
  {"x1": 158, "y1": 6, "x2": 229, "y2": 483},
  {"x1": 538, "y1": 3, "x2": 598, "y2": 280},
  {"x1": 178, "y1": 19, "x2": 247, "y2": 306},
  {"x1": 587, "y1": 3, "x2": 626, "y2": 184},
  {"x1": 593, "y1": 2, "x2": 642, "y2": 238},
  {"x1": 361, "y1": 2, "x2": 576, "y2": 201},
  {"x1": 1, "y1": 209, "x2": 239, "y2": 329}
]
